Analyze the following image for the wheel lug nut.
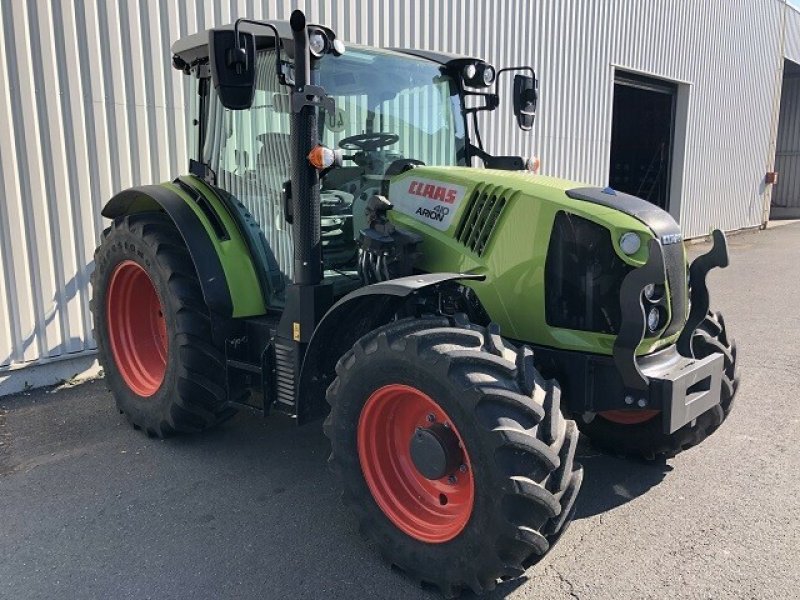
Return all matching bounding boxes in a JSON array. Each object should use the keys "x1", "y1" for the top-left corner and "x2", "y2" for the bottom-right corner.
[
  {"x1": 448, "y1": 475, "x2": 458, "y2": 484},
  {"x1": 426, "y1": 413, "x2": 435, "y2": 423},
  {"x1": 459, "y1": 464, "x2": 467, "y2": 473}
]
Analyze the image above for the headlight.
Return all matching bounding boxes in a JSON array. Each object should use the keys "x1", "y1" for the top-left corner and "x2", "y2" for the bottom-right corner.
[
  {"x1": 482, "y1": 65, "x2": 496, "y2": 85},
  {"x1": 309, "y1": 30, "x2": 328, "y2": 57},
  {"x1": 644, "y1": 283, "x2": 665, "y2": 302},
  {"x1": 463, "y1": 64, "x2": 477, "y2": 80},
  {"x1": 619, "y1": 232, "x2": 641, "y2": 255},
  {"x1": 647, "y1": 306, "x2": 661, "y2": 332}
]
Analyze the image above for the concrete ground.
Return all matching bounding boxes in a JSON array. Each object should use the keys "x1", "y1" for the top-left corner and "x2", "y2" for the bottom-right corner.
[{"x1": 1, "y1": 223, "x2": 799, "y2": 600}]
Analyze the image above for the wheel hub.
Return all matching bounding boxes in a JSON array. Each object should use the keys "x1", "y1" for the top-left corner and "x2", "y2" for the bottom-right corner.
[{"x1": 410, "y1": 423, "x2": 462, "y2": 480}]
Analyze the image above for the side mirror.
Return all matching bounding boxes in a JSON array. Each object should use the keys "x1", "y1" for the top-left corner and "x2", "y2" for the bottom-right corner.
[
  {"x1": 209, "y1": 29, "x2": 256, "y2": 110},
  {"x1": 513, "y1": 74, "x2": 537, "y2": 131}
]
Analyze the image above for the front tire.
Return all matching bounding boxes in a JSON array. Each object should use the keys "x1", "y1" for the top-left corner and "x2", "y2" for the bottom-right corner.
[
  {"x1": 91, "y1": 213, "x2": 235, "y2": 437},
  {"x1": 324, "y1": 317, "x2": 582, "y2": 596},
  {"x1": 577, "y1": 310, "x2": 739, "y2": 458}
]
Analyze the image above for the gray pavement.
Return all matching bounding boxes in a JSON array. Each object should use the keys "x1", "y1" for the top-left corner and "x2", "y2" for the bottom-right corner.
[{"x1": 2, "y1": 223, "x2": 799, "y2": 600}]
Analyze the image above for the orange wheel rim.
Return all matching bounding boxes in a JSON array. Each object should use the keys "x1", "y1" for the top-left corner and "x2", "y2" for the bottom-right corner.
[
  {"x1": 600, "y1": 409, "x2": 660, "y2": 425},
  {"x1": 357, "y1": 384, "x2": 474, "y2": 543},
  {"x1": 106, "y1": 260, "x2": 168, "y2": 397}
]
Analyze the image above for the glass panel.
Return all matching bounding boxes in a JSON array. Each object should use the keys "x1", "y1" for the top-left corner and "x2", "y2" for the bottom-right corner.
[
  {"x1": 318, "y1": 47, "x2": 464, "y2": 170},
  {"x1": 202, "y1": 47, "x2": 466, "y2": 291},
  {"x1": 205, "y1": 50, "x2": 294, "y2": 287}
]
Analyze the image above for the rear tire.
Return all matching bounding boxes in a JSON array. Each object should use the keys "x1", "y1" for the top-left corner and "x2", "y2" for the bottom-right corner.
[
  {"x1": 577, "y1": 310, "x2": 738, "y2": 458},
  {"x1": 91, "y1": 213, "x2": 235, "y2": 437},
  {"x1": 324, "y1": 317, "x2": 582, "y2": 596}
]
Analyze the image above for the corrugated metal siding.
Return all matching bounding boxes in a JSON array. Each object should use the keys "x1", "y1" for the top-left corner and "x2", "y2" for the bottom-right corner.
[
  {"x1": 0, "y1": 0, "x2": 791, "y2": 376},
  {"x1": 774, "y1": 74, "x2": 800, "y2": 208},
  {"x1": 785, "y1": 2, "x2": 800, "y2": 64}
]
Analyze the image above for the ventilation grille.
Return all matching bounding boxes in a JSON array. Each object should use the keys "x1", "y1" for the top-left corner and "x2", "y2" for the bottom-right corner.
[
  {"x1": 454, "y1": 186, "x2": 510, "y2": 256},
  {"x1": 274, "y1": 341, "x2": 296, "y2": 409}
]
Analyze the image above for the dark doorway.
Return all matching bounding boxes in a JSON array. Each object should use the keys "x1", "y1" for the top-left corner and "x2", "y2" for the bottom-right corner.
[
  {"x1": 609, "y1": 72, "x2": 677, "y2": 210},
  {"x1": 771, "y1": 59, "x2": 800, "y2": 220}
]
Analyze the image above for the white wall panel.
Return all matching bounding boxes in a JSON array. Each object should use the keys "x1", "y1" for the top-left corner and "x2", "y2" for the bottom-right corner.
[{"x1": 0, "y1": 0, "x2": 794, "y2": 385}]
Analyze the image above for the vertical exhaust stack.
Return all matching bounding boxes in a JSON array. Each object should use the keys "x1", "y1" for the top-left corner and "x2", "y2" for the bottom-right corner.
[
  {"x1": 272, "y1": 10, "x2": 334, "y2": 417},
  {"x1": 289, "y1": 10, "x2": 323, "y2": 286}
]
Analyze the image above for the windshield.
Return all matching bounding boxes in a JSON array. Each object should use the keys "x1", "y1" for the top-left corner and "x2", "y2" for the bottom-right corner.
[
  {"x1": 201, "y1": 46, "x2": 466, "y2": 297},
  {"x1": 203, "y1": 47, "x2": 466, "y2": 191},
  {"x1": 317, "y1": 47, "x2": 466, "y2": 165}
]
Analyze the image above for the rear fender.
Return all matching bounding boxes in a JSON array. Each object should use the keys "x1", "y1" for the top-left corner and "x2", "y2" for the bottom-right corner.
[
  {"x1": 102, "y1": 178, "x2": 267, "y2": 318},
  {"x1": 296, "y1": 273, "x2": 484, "y2": 423}
]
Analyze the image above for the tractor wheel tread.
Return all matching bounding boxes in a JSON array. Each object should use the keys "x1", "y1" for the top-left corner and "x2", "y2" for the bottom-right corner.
[
  {"x1": 475, "y1": 388, "x2": 545, "y2": 431},
  {"x1": 325, "y1": 317, "x2": 581, "y2": 595}
]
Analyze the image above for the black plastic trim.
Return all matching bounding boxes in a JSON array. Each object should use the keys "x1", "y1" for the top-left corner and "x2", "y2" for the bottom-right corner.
[
  {"x1": 676, "y1": 229, "x2": 729, "y2": 356},
  {"x1": 324, "y1": 272, "x2": 485, "y2": 306},
  {"x1": 565, "y1": 186, "x2": 681, "y2": 240},
  {"x1": 613, "y1": 239, "x2": 666, "y2": 391},
  {"x1": 173, "y1": 178, "x2": 230, "y2": 240}
]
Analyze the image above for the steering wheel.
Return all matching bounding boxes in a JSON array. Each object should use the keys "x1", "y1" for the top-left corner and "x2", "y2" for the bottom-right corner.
[{"x1": 338, "y1": 132, "x2": 399, "y2": 152}]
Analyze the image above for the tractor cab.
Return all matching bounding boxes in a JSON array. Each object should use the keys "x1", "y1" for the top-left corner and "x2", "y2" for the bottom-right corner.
[{"x1": 172, "y1": 22, "x2": 537, "y2": 303}]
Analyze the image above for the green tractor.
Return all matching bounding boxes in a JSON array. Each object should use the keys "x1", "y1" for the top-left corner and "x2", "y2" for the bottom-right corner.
[{"x1": 90, "y1": 10, "x2": 739, "y2": 596}]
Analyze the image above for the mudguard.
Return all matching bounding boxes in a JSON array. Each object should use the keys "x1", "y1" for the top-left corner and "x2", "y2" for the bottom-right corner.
[
  {"x1": 296, "y1": 272, "x2": 484, "y2": 423},
  {"x1": 102, "y1": 178, "x2": 266, "y2": 318}
]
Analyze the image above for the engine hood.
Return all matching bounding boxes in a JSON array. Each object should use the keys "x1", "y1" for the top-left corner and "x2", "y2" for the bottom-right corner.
[
  {"x1": 386, "y1": 165, "x2": 683, "y2": 355},
  {"x1": 387, "y1": 166, "x2": 661, "y2": 261}
]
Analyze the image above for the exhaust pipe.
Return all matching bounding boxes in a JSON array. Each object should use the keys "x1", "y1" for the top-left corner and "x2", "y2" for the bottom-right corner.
[{"x1": 289, "y1": 10, "x2": 323, "y2": 286}]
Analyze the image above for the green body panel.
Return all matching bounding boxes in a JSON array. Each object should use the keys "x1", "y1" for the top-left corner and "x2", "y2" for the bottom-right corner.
[
  {"x1": 118, "y1": 178, "x2": 267, "y2": 318},
  {"x1": 388, "y1": 166, "x2": 684, "y2": 356},
  {"x1": 174, "y1": 177, "x2": 266, "y2": 317}
]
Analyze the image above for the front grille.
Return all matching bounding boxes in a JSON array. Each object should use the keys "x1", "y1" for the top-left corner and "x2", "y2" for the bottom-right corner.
[
  {"x1": 454, "y1": 185, "x2": 510, "y2": 256},
  {"x1": 662, "y1": 242, "x2": 687, "y2": 336},
  {"x1": 545, "y1": 211, "x2": 632, "y2": 334}
]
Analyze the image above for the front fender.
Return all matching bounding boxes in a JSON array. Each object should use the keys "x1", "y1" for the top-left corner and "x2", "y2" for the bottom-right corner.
[{"x1": 296, "y1": 273, "x2": 484, "y2": 423}]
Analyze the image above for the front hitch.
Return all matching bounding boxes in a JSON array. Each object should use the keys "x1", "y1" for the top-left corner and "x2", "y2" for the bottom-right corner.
[
  {"x1": 676, "y1": 229, "x2": 729, "y2": 356},
  {"x1": 606, "y1": 229, "x2": 728, "y2": 433}
]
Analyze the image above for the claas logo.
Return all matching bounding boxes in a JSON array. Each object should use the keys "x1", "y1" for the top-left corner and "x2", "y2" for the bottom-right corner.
[{"x1": 408, "y1": 180, "x2": 458, "y2": 204}]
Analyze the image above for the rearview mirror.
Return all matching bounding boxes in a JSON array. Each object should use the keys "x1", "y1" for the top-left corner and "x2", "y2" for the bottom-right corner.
[
  {"x1": 513, "y1": 74, "x2": 537, "y2": 131},
  {"x1": 209, "y1": 29, "x2": 256, "y2": 110}
]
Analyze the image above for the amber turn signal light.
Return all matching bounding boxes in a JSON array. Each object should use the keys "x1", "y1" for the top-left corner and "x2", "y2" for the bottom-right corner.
[{"x1": 308, "y1": 145, "x2": 341, "y2": 170}]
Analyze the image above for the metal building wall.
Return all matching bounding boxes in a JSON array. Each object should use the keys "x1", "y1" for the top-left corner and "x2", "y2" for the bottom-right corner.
[{"x1": 0, "y1": 0, "x2": 789, "y2": 390}]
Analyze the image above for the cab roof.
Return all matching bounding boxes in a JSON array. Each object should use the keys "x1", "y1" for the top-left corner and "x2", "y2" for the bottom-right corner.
[{"x1": 171, "y1": 19, "x2": 478, "y2": 68}]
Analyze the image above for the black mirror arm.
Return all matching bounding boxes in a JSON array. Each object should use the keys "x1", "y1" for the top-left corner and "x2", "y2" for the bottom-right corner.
[
  {"x1": 232, "y1": 19, "x2": 285, "y2": 85},
  {"x1": 493, "y1": 66, "x2": 536, "y2": 97}
]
